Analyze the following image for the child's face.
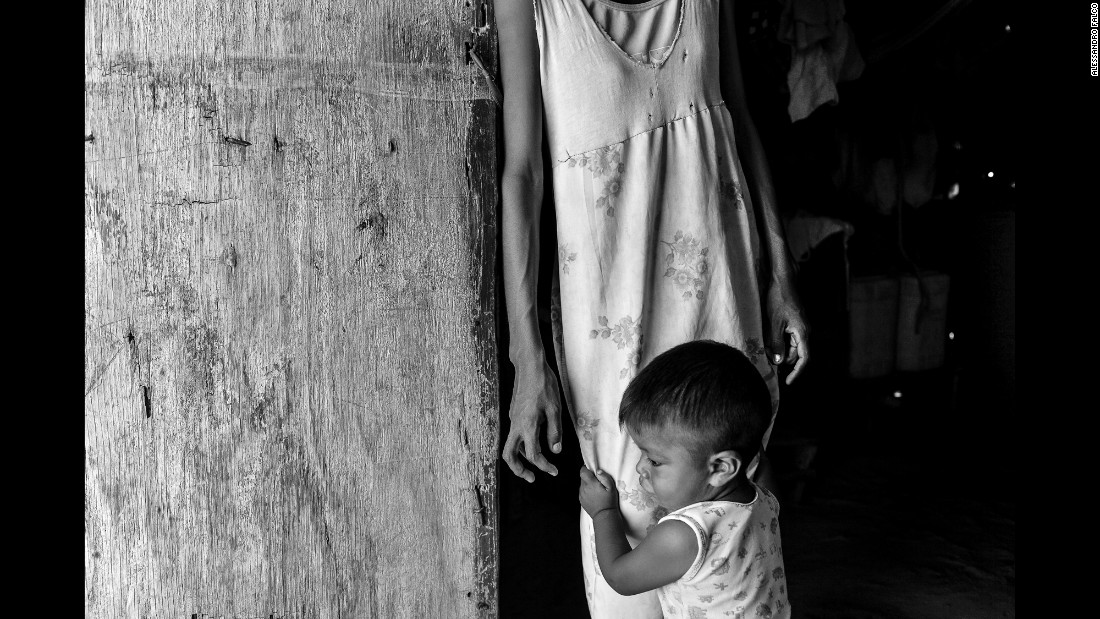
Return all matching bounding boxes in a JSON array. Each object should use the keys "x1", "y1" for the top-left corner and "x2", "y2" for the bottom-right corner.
[{"x1": 628, "y1": 423, "x2": 713, "y2": 512}]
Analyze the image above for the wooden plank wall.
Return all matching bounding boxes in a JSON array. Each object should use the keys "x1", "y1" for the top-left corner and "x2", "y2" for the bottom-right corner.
[{"x1": 84, "y1": 1, "x2": 501, "y2": 617}]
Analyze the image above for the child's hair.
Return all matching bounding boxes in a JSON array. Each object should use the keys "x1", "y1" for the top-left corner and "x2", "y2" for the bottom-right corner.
[{"x1": 619, "y1": 340, "x2": 771, "y2": 464}]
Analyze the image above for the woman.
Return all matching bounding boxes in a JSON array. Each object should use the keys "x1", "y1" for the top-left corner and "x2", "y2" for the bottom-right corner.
[{"x1": 497, "y1": 0, "x2": 809, "y2": 615}]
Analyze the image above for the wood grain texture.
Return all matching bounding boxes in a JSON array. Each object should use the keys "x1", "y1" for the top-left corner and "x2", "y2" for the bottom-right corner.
[{"x1": 84, "y1": 1, "x2": 501, "y2": 617}]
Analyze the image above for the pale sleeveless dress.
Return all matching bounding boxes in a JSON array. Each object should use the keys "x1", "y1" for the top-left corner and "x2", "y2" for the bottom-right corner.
[{"x1": 531, "y1": 1, "x2": 781, "y2": 615}]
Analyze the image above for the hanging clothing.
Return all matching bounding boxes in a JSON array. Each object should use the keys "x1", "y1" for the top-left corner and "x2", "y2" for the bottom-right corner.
[
  {"x1": 778, "y1": 0, "x2": 865, "y2": 122},
  {"x1": 531, "y1": 1, "x2": 781, "y2": 616},
  {"x1": 831, "y1": 116, "x2": 939, "y2": 214}
]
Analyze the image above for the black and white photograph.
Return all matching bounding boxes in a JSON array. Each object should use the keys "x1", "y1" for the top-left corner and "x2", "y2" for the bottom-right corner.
[{"x1": 85, "y1": 1, "x2": 1023, "y2": 617}]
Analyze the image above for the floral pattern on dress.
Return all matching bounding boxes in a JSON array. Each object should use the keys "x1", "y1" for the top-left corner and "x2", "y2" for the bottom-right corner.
[
  {"x1": 558, "y1": 243, "x2": 578, "y2": 274},
  {"x1": 568, "y1": 143, "x2": 625, "y2": 217},
  {"x1": 575, "y1": 410, "x2": 600, "y2": 441},
  {"x1": 661, "y1": 230, "x2": 709, "y2": 301},
  {"x1": 646, "y1": 506, "x2": 670, "y2": 532},
  {"x1": 550, "y1": 289, "x2": 563, "y2": 345},
  {"x1": 718, "y1": 178, "x2": 744, "y2": 207},
  {"x1": 618, "y1": 479, "x2": 659, "y2": 512},
  {"x1": 745, "y1": 339, "x2": 779, "y2": 384},
  {"x1": 589, "y1": 314, "x2": 643, "y2": 379},
  {"x1": 744, "y1": 337, "x2": 768, "y2": 359},
  {"x1": 689, "y1": 606, "x2": 708, "y2": 619}
]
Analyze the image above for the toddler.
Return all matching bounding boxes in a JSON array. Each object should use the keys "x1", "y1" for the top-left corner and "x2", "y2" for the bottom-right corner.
[{"x1": 578, "y1": 340, "x2": 790, "y2": 618}]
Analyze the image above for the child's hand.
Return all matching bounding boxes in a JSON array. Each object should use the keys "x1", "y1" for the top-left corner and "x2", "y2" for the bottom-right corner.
[{"x1": 578, "y1": 466, "x2": 619, "y2": 518}]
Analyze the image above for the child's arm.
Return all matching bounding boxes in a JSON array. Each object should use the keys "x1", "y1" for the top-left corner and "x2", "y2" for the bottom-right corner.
[{"x1": 579, "y1": 468, "x2": 698, "y2": 595}]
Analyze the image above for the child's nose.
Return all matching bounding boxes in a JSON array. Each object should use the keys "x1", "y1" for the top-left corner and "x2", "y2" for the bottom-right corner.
[{"x1": 635, "y1": 457, "x2": 647, "y2": 476}]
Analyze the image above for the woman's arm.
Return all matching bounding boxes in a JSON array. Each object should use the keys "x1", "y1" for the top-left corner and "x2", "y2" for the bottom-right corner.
[
  {"x1": 498, "y1": 0, "x2": 563, "y2": 481},
  {"x1": 718, "y1": 0, "x2": 810, "y2": 383}
]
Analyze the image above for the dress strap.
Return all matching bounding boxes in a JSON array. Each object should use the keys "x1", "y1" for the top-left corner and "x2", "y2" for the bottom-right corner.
[{"x1": 531, "y1": 0, "x2": 586, "y2": 50}]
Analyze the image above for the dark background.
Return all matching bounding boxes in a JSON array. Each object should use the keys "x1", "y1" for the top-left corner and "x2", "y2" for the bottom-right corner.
[{"x1": 498, "y1": 1, "x2": 1017, "y2": 616}]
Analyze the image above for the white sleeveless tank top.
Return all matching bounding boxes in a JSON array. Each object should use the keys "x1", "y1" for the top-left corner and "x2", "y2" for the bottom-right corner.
[{"x1": 579, "y1": 0, "x2": 684, "y2": 64}]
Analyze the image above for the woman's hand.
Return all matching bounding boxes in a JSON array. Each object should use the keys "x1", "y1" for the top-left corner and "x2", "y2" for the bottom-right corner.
[
  {"x1": 502, "y1": 358, "x2": 564, "y2": 482},
  {"x1": 764, "y1": 280, "x2": 810, "y2": 384},
  {"x1": 579, "y1": 467, "x2": 619, "y2": 517}
]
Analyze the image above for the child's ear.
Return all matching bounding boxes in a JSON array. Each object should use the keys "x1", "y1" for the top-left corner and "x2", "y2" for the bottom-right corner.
[{"x1": 707, "y1": 450, "x2": 744, "y2": 486}]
